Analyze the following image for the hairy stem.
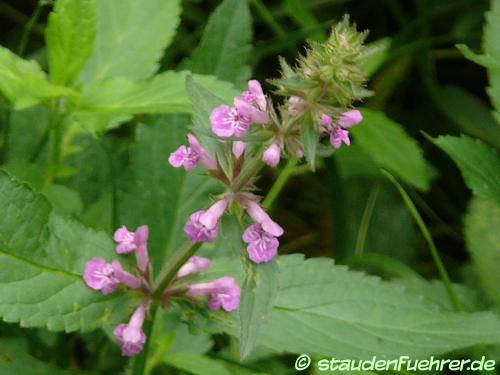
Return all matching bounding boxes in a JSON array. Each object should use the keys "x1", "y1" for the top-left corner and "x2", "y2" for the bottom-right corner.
[
  {"x1": 262, "y1": 157, "x2": 298, "y2": 210},
  {"x1": 153, "y1": 241, "x2": 202, "y2": 299}
]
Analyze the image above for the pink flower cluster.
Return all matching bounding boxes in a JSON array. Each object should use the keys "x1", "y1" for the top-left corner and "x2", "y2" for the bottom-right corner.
[
  {"x1": 183, "y1": 196, "x2": 283, "y2": 264},
  {"x1": 82, "y1": 225, "x2": 241, "y2": 357},
  {"x1": 83, "y1": 225, "x2": 150, "y2": 356}
]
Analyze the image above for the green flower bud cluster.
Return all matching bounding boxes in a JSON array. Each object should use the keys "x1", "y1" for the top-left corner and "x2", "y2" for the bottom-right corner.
[{"x1": 272, "y1": 15, "x2": 369, "y2": 109}]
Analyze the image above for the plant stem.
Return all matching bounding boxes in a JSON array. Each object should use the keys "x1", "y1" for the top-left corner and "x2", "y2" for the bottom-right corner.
[
  {"x1": 354, "y1": 184, "x2": 380, "y2": 255},
  {"x1": 231, "y1": 154, "x2": 264, "y2": 192},
  {"x1": 249, "y1": 0, "x2": 286, "y2": 38},
  {"x1": 382, "y1": 170, "x2": 463, "y2": 311},
  {"x1": 153, "y1": 241, "x2": 202, "y2": 299},
  {"x1": 262, "y1": 157, "x2": 298, "y2": 210},
  {"x1": 17, "y1": 0, "x2": 46, "y2": 56},
  {"x1": 42, "y1": 102, "x2": 63, "y2": 190}
]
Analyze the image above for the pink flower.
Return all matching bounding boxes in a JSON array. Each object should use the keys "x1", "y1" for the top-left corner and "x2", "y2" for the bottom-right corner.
[
  {"x1": 235, "y1": 80, "x2": 270, "y2": 124},
  {"x1": 83, "y1": 258, "x2": 141, "y2": 294},
  {"x1": 243, "y1": 223, "x2": 279, "y2": 263},
  {"x1": 176, "y1": 256, "x2": 212, "y2": 279},
  {"x1": 168, "y1": 133, "x2": 217, "y2": 171},
  {"x1": 330, "y1": 127, "x2": 350, "y2": 149},
  {"x1": 187, "y1": 276, "x2": 240, "y2": 312},
  {"x1": 184, "y1": 210, "x2": 218, "y2": 243},
  {"x1": 320, "y1": 110, "x2": 362, "y2": 150},
  {"x1": 113, "y1": 225, "x2": 150, "y2": 272},
  {"x1": 262, "y1": 143, "x2": 281, "y2": 167},
  {"x1": 184, "y1": 199, "x2": 228, "y2": 243},
  {"x1": 210, "y1": 105, "x2": 251, "y2": 138},
  {"x1": 114, "y1": 302, "x2": 148, "y2": 356},
  {"x1": 338, "y1": 110, "x2": 362, "y2": 128},
  {"x1": 320, "y1": 114, "x2": 333, "y2": 131},
  {"x1": 243, "y1": 200, "x2": 284, "y2": 237},
  {"x1": 232, "y1": 141, "x2": 246, "y2": 158},
  {"x1": 83, "y1": 258, "x2": 120, "y2": 295}
]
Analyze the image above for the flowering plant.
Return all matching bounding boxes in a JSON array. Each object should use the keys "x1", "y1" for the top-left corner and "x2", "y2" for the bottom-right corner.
[{"x1": 0, "y1": 0, "x2": 499, "y2": 373}]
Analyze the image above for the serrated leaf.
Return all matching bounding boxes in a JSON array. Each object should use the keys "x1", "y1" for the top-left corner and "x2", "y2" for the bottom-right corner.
[
  {"x1": 437, "y1": 85, "x2": 500, "y2": 149},
  {"x1": 239, "y1": 259, "x2": 279, "y2": 360},
  {"x1": 46, "y1": 0, "x2": 96, "y2": 86},
  {"x1": 0, "y1": 46, "x2": 76, "y2": 109},
  {"x1": 431, "y1": 134, "x2": 500, "y2": 204},
  {"x1": 77, "y1": 72, "x2": 238, "y2": 132},
  {"x1": 207, "y1": 255, "x2": 500, "y2": 359},
  {"x1": 0, "y1": 339, "x2": 78, "y2": 374},
  {"x1": 5, "y1": 106, "x2": 50, "y2": 164},
  {"x1": 185, "y1": 76, "x2": 235, "y2": 169},
  {"x1": 164, "y1": 353, "x2": 231, "y2": 375},
  {"x1": 0, "y1": 171, "x2": 137, "y2": 332},
  {"x1": 351, "y1": 109, "x2": 436, "y2": 191},
  {"x1": 483, "y1": 0, "x2": 500, "y2": 122},
  {"x1": 465, "y1": 197, "x2": 500, "y2": 303},
  {"x1": 119, "y1": 115, "x2": 223, "y2": 274},
  {"x1": 80, "y1": 0, "x2": 181, "y2": 82},
  {"x1": 182, "y1": 0, "x2": 252, "y2": 85}
]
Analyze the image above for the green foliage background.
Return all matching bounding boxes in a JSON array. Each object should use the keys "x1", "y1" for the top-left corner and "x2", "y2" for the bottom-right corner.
[{"x1": 0, "y1": 0, "x2": 499, "y2": 374}]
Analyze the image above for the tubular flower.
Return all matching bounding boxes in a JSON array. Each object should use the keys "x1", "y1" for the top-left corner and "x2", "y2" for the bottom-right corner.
[
  {"x1": 210, "y1": 104, "x2": 251, "y2": 138},
  {"x1": 184, "y1": 199, "x2": 228, "y2": 243},
  {"x1": 187, "y1": 276, "x2": 241, "y2": 312},
  {"x1": 114, "y1": 301, "x2": 149, "y2": 356},
  {"x1": 262, "y1": 143, "x2": 281, "y2": 167},
  {"x1": 168, "y1": 133, "x2": 217, "y2": 171},
  {"x1": 243, "y1": 223, "x2": 279, "y2": 263},
  {"x1": 176, "y1": 256, "x2": 212, "y2": 279},
  {"x1": 83, "y1": 258, "x2": 141, "y2": 294}
]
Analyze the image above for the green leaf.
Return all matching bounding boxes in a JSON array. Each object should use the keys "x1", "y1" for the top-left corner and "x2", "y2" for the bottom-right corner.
[
  {"x1": 285, "y1": 0, "x2": 326, "y2": 42},
  {"x1": 5, "y1": 106, "x2": 49, "y2": 164},
  {"x1": 0, "y1": 339, "x2": 78, "y2": 374},
  {"x1": 351, "y1": 109, "x2": 436, "y2": 191},
  {"x1": 182, "y1": 0, "x2": 252, "y2": 85},
  {"x1": 80, "y1": 0, "x2": 181, "y2": 82},
  {"x1": 483, "y1": 0, "x2": 500, "y2": 123},
  {"x1": 300, "y1": 116, "x2": 319, "y2": 171},
  {"x1": 465, "y1": 197, "x2": 500, "y2": 303},
  {"x1": 359, "y1": 37, "x2": 391, "y2": 77},
  {"x1": 437, "y1": 85, "x2": 500, "y2": 149},
  {"x1": 239, "y1": 258, "x2": 279, "y2": 360},
  {"x1": 0, "y1": 46, "x2": 76, "y2": 109},
  {"x1": 0, "y1": 171, "x2": 137, "y2": 332},
  {"x1": 208, "y1": 255, "x2": 500, "y2": 359},
  {"x1": 44, "y1": 184, "x2": 83, "y2": 217},
  {"x1": 77, "y1": 72, "x2": 238, "y2": 132},
  {"x1": 119, "y1": 115, "x2": 223, "y2": 273},
  {"x1": 46, "y1": 0, "x2": 96, "y2": 86},
  {"x1": 164, "y1": 353, "x2": 231, "y2": 375},
  {"x1": 431, "y1": 135, "x2": 500, "y2": 204}
]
